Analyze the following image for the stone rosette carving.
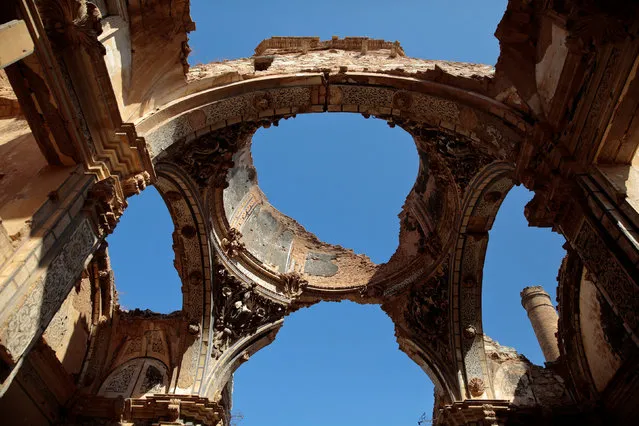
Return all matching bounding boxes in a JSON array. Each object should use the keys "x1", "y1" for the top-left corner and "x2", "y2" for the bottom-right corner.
[
  {"x1": 38, "y1": 0, "x2": 106, "y2": 55},
  {"x1": 221, "y1": 228, "x2": 245, "y2": 259},
  {"x1": 392, "y1": 91, "x2": 413, "y2": 110},
  {"x1": 280, "y1": 271, "x2": 308, "y2": 299},
  {"x1": 212, "y1": 263, "x2": 286, "y2": 358},
  {"x1": 468, "y1": 377, "x2": 486, "y2": 397}
]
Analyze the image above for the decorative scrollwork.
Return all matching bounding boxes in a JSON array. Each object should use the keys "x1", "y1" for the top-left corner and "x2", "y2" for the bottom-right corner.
[
  {"x1": 221, "y1": 228, "x2": 245, "y2": 259},
  {"x1": 280, "y1": 271, "x2": 308, "y2": 299},
  {"x1": 173, "y1": 124, "x2": 257, "y2": 189},
  {"x1": 212, "y1": 262, "x2": 287, "y2": 358},
  {"x1": 404, "y1": 264, "x2": 450, "y2": 360}
]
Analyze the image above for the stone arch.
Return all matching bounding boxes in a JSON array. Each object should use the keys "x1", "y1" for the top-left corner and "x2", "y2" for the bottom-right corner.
[
  {"x1": 98, "y1": 357, "x2": 169, "y2": 399},
  {"x1": 153, "y1": 162, "x2": 215, "y2": 394},
  {"x1": 202, "y1": 320, "x2": 283, "y2": 402},
  {"x1": 450, "y1": 161, "x2": 516, "y2": 399},
  {"x1": 133, "y1": 64, "x2": 529, "y2": 406}
]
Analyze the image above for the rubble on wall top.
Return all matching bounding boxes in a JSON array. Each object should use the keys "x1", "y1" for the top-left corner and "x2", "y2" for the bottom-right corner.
[{"x1": 254, "y1": 36, "x2": 406, "y2": 57}]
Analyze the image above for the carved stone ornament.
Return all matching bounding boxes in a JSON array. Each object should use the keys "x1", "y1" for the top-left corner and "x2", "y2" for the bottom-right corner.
[
  {"x1": 188, "y1": 322, "x2": 200, "y2": 335},
  {"x1": 404, "y1": 265, "x2": 451, "y2": 360},
  {"x1": 392, "y1": 91, "x2": 413, "y2": 110},
  {"x1": 252, "y1": 91, "x2": 273, "y2": 111},
  {"x1": 167, "y1": 399, "x2": 181, "y2": 422},
  {"x1": 122, "y1": 172, "x2": 151, "y2": 198},
  {"x1": 280, "y1": 271, "x2": 308, "y2": 299},
  {"x1": 482, "y1": 404, "x2": 497, "y2": 423},
  {"x1": 221, "y1": 228, "x2": 245, "y2": 259},
  {"x1": 395, "y1": 119, "x2": 496, "y2": 195},
  {"x1": 84, "y1": 177, "x2": 127, "y2": 236},
  {"x1": 38, "y1": 0, "x2": 106, "y2": 55},
  {"x1": 173, "y1": 124, "x2": 257, "y2": 189},
  {"x1": 565, "y1": 0, "x2": 639, "y2": 50},
  {"x1": 468, "y1": 377, "x2": 486, "y2": 397},
  {"x1": 463, "y1": 325, "x2": 477, "y2": 339},
  {"x1": 212, "y1": 262, "x2": 286, "y2": 358}
]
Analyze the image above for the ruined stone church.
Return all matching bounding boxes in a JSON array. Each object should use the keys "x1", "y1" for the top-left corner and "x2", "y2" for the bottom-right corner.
[{"x1": 0, "y1": 0, "x2": 638, "y2": 424}]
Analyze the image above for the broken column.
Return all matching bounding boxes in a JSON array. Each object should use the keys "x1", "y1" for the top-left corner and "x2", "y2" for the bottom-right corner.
[{"x1": 520, "y1": 286, "x2": 560, "y2": 362}]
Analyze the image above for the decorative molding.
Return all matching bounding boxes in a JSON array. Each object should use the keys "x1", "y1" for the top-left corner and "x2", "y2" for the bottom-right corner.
[
  {"x1": 221, "y1": 228, "x2": 245, "y2": 259},
  {"x1": 280, "y1": 271, "x2": 308, "y2": 299},
  {"x1": 212, "y1": 262, "x2": 287, "y2": 359},
  {"x1": 404, "y1": 264, "x2": 451, "y2": 362}
]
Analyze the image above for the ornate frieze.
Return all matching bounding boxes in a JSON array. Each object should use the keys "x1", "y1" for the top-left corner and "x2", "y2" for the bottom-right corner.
[
  {"x1": 212, "y1": 262, "x2": 287, "y2": 358},
  {"x1": 573, "y1": 221, "x2": 639, "y2": 336},
  {"x1": 172, "y1": 123, "x2": 259, "y2": 189},
  {"x1": 404, "y1": 264, "x2": 451, "y2": 362},
  {"x1": 1, "y1": 218, "x2": 97, "y2": 363}
]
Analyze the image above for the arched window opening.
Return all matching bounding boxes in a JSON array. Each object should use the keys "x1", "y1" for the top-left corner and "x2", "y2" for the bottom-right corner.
[
  {"x1": 482, "y1": 186, "x2": 566, "y2": 365},
  {"x1": 231, "y1": 301, "x2": 433, "y2": 425},
  {"x1": 188, "y1": 1, "x2": 507, "y2": 64},
  {"x1": 107, "y1": 186, "x2": 182, "y2": 313},
  {"x1": 250, "y1": 114, "x2": 418, "y2": 264}
]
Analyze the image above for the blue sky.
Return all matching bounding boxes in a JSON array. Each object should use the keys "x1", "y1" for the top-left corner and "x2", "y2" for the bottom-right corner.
[{"x1": 108, "y1": 1, "x2": 567, "y2": 424}]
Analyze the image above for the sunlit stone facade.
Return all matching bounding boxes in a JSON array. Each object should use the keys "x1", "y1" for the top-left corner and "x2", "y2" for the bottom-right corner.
[{"x1": 0, "y1": 0, "x2": 638, "y2": 424}]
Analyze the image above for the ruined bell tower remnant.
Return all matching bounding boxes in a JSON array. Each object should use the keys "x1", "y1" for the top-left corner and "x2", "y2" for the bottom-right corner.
[{"x1": 521, "y1": 286, "x2": 560, "y2": 362}]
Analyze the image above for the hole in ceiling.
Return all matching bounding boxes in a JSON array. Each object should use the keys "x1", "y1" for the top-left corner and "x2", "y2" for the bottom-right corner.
[{"x1": 249, "y1": 113, "x2": 419, "y2": 264}]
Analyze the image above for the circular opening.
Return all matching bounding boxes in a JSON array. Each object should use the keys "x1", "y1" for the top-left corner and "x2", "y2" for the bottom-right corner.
[
  {"x1": 222, "y1": 114, "x2": 421, "y2": 290},
  {"x1": 250, "y1": 114, "x2": 418, "y2": 264}
]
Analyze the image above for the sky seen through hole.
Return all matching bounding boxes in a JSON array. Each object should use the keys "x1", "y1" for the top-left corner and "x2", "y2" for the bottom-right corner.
[{"x1": 107, "y1": 1, "x2": 568, "y2": 424}]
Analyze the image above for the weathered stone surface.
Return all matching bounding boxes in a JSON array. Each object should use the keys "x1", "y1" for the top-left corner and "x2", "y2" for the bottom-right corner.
[{"x1": 2, "y1": 1, "x2": 639, "y2": 424}]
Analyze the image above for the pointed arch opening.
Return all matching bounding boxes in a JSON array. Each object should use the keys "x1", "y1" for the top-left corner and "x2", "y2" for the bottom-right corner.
[
  {"x1": 482, "y1": 186, "x2": 566, "y2": 365},
  {"x1": 107, "y1": 187, "x2": 182, "y2": 314}
]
